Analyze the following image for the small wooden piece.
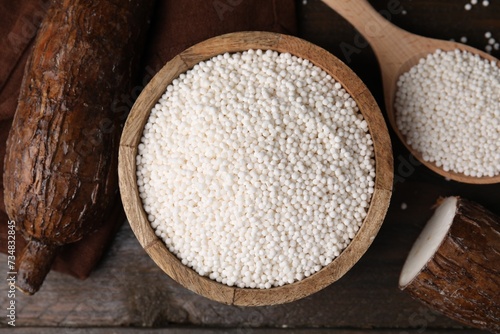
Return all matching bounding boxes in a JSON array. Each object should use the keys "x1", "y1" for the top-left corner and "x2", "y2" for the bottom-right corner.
[
  {"x1": 322, "y1": 0, "x2": 500, "y2": 184},
  {"x1": 399, "y1": 197, "x2": 500, "y2": 332},
  {"x1": 118, "y1": 32, "x2": 393, "y2": 306}
]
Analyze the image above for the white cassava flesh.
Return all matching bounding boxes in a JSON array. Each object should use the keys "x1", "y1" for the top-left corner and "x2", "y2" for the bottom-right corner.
[{"x1": 399, "y1": 196, "x2": 457, "y2": 287}]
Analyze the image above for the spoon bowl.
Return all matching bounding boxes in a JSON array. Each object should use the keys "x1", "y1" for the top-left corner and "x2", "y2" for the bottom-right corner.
[{"x1": 322, "y1": 0, "x2": 500, "y2": 184}]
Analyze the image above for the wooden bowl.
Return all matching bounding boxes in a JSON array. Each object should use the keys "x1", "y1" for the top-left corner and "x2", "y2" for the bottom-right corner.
[{"x1": 118, "y1": 31, "x2": 393, "y2": 306}]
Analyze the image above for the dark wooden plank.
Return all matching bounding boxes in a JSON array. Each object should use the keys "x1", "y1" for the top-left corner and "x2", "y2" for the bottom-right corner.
[
  {"x1": 0, "y1": 0, "x2": 498, "y2": 331},
  {"x1": 0, "y1": 329, "x2": 490, "y2": 334}
]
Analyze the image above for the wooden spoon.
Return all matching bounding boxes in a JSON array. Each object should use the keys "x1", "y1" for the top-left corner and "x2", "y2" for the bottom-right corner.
[{"x1": 322, "y1": 0, "x2": 500, "y2": 184}]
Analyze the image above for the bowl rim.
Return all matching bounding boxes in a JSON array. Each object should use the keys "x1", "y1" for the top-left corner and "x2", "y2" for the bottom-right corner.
[{"x1": 118, "y1": 31, "x2": 393, "y2": 306}]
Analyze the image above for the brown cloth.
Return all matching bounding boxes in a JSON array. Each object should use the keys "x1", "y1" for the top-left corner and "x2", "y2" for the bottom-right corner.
[{"x1": 0, "y1": 0, "x2": 296, "y2": 279}]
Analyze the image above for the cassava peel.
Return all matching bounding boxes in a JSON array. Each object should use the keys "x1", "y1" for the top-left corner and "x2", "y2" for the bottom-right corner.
[
  {"x1": 3, "y1": 0, "x2": 154, "y2": 294},
  {"x1": 399, "y1": 197, "x2": 500, "y2": 332}
]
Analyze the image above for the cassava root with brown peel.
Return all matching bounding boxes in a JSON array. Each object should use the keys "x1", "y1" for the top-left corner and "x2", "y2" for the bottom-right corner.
[
  {"x1": 3, "y1": 0, "x2": 154, "y2": 295},
  {"x1": 399, "y1": 196, "x2": 500, "y2": 332}
]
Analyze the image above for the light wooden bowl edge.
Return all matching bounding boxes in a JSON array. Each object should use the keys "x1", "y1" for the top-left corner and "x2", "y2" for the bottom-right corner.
[{"x1": 118, "y1": 31, "x2": 394, "y2": 306}]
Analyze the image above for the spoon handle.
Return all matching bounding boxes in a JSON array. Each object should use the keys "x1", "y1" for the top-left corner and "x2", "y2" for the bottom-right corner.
[{"x1": 321, "y1": 0, "x2": 415, "y2": 64}]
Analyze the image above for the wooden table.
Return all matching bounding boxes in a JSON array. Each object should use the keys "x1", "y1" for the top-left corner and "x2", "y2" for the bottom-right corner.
[{"x1": 1, "y1": 0, "x2": 498, "y2": 332}]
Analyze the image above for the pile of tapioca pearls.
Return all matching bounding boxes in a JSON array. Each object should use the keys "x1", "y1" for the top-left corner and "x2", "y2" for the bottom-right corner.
[
  {"x1": 395, "y1": 49, "x2": 500, "y2": 178},
  {"x1": 137, "y1": 50, "x2": 376, "y2": 289}
]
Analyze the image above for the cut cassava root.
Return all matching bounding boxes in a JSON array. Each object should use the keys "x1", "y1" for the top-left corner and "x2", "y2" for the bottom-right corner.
[
  {"x1": 3, "y1": 0, "x2": 154, "y2": 295},
  {"x1": 399, "y1": 197, "x2": 500, "y2": 332}
]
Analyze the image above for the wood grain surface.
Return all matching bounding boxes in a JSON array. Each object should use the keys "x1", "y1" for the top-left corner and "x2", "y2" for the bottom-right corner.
[
  {"x1": 0, "y1": 329, "x2": 490, "y2": 334},
  {"x1": 1, "y1": 0, "x2": 499, "y2": 331},
  {"x1": 0, "y1": 329, "x2": 491, "y2": 334}
]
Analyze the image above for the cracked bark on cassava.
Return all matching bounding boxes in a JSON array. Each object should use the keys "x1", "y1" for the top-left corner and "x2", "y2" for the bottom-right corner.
[
  {"x1": 400, "y1": 197, "x2": 500, "y2": 332},
  {"x1": 3, "y1": 0, "x2": 154, "y2": 295}
]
